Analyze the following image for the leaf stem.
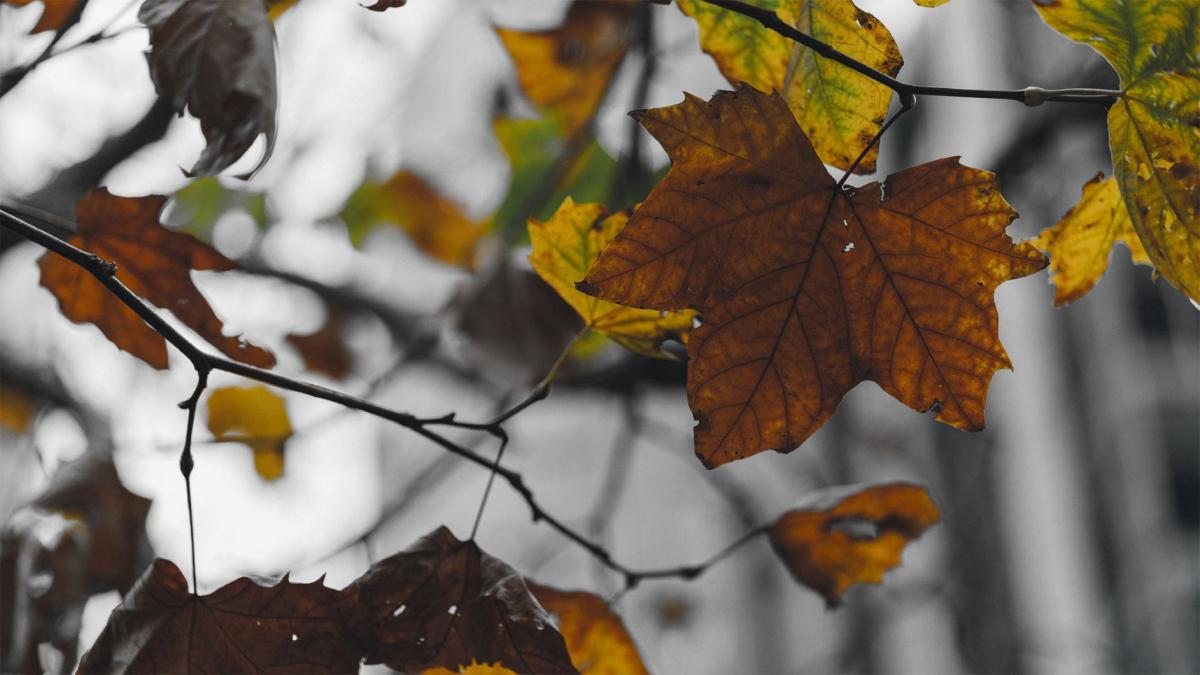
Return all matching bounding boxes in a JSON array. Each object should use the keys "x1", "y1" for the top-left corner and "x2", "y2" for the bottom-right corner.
[
  {"x1": 836, "y1": 96, "x2": 915, "y2": 190},
  {"x1": 695, "y1": 0, "x2": 1119, "y2": 107},
  {"x1": 0, "y1": 208, "x2": 760, "y2": 593},
  {"x1": 177, "y1": 368, "x2": 209, "y2": 596}
]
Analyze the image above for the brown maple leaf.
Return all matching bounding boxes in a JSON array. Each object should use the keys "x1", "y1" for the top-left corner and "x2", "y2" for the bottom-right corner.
[
  {"x1": 77, "y1": 559, "x2": 360, "y2": 673},
  {"x1": 580, "y1": 85, "x2": 1046, "y2": 467},
  {"x1": 38, "y1": 188, "x2": 275, "y2": 370},
  {"x1": 345, "y1": 526, "x2": 577, "y2": 674}
]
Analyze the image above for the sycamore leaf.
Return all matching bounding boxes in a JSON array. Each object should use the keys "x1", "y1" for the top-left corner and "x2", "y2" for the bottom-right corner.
[
  {"x1": 580, "y1": 86, "x2": 1046, "y2": 467},
  {"x1": 346, "y1": 526, "x2": 577, "y2": 674},
  {"x1": 676, "y1": 0, "x2": 903, "y2": 173},
  {"x1": 531, "y1": 199, "x2": 696, "y2": 359},
  {"x1": 3, "y1": 452, "x2": 152, "y2": 671},
  {"x1": 496, "y1": 0, "x2": 638, "y2": 136},
  {"x1": 286, "y1": 304, "x2": 353, "y2": 379},
  {"x1": 0, "y1": 385, "x2": 35, "y2": 432},
  {"x1": 77, "y1": 559, "x2": 359, "y2": 674},
  {"x1": 38, "y1": 188, "x2": 276, "y2": 370},
  {"x1": 206, "y1": 385, "x2": 293, "y2": 481},
  {"x1": 526, "y1": 582, "x2": 649, "y2": 675},
  {"x1": 768, "y1": 483, "x2": 939, "y2": 606},
  {"x1": 342, "y1": 170, "x2": 489, "y2": 266},
  {"x1": 4, "y1": 0, "x2": 82, "y2": 33},
  {"x1": 1033, "y1": 173, "x2": 1151, "y2": 306},
  {"x1": 1034, "y1": 0, "x2": 1200, "y2": 304},
  {"x1": 139, "y1": 0, "x2": 278, "y2": 177}
]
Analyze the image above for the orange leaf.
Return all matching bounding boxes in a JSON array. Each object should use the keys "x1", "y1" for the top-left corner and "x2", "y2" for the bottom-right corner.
[
  {"x1": 346, "y1": 527, "x2": 577, "y2": 674},
  {"x1": 496, "y1": 0, "x2": 638, "y2": 136},
  {"x1": 768, "y1": 483, "x2": 940, "y2": 606},
  {"x1": 527, "y1": 582, "x2": 649, "y2": 674},
  {"x1": 0, "y1": 385, "x2": 35, "y2": 432},
  {"x1": 580, "y1": 85, "x2": 1046, "y2": 467},
  {"x1": 77, "y1": 559, "x2": 360, "y2": 673},
  {"x1": 38, "y1": 188, "x2": 275, "y2": 370},
  {"x1": 286, "y1": 304, "x2": 353, "y2": 379},
  {"x1": 4, "y1": 0, "x2": 80, "y2": 33}
]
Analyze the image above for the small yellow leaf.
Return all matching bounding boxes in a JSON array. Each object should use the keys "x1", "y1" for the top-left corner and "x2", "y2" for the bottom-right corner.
[
  {"x1": 527, "y1": 582, "x2": 649, "y2": 674},
  {"x1": 423, "y1": 662, "x2": 518, "y2": 675},
  {"x1": 1034, "y1": 174, "x2": 1152, "y2": 306},
  {"x1": 206, "y1": 385, "x2": 293, "y2": 481},
  {"x1": 267, "y1": 0, "x2": 298, "y2": 21},
  {"x1": 0, "y1": 385, "x2": 35, "y2": 433},
  {"x1": 529, "y1": 199, "x2": 696, "y2": 358}
]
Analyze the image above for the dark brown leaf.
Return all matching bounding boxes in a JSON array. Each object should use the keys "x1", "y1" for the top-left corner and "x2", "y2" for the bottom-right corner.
[
  {"x1": 77, "y1": 559, "x2": 360, "y2": 674},
  {"x1": 286, "y1": 304, "x2": 353, "y2": 379},
  {"x1": 139, "y1": 0, "x2": 278, "y2": 177},
  {"x1": 38, "y1": 188, "x2": 275, "y2": 370},
  {"x1": 345, "y1": 526, "x2": 577, "y2": 674}
]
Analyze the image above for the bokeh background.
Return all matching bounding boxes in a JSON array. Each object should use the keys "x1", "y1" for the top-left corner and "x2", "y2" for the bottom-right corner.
[{"x1": 0, "y1": 0, "x2": 1197, "y2": 673}]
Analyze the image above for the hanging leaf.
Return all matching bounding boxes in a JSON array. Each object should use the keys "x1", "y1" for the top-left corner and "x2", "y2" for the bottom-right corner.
[
  {"x1": 496, "y1": 0, "x2": 638, "y2": 136},
  {"x1": 1033, "y1": 173, "x2": 1151, "y2": 306},
  {"x1": 345, "y1": 526, "x2": 577, "y2": 674},
  {"x1": 530, "y1": 199, "x2": 696, "y2": 358},
  {"x1": 580, "y1": 86, "x2": 1045, "y2": 467},
  {"x1": 206, "y1": 385, "x2": 293, "y2": 481},
  {"x1": 768, "y1": 482, "x2": 940, "y2": 606},
  {"x1": 676, "y1": 0, "x2": 903, "y2": 173},
  {"x1": 38, "y1": 188, "x2": 276, "y2": 370},
  {"x1": 77, "y1": 559, "x2": 360, "y2": 673},
  {"x1": 527, "y1": 581, "x2": 649, "y2": 674},
  {"x1": 139, "y1": 0, "x2": 278, "y2": 177},
  {"x1": 341, "y1": 170, "x2": 489, "y2": 265},
  {"x1": 1033, "y1": 0, "x2": 1200, "y2": 304}
]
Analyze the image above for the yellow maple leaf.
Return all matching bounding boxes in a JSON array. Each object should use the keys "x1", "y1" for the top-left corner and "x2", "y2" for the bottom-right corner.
[
  {"x1": 529, "y1": 199, "x2": 695, "y2": 358},
  {"x1": 206, "y1": 385, "x2": 293, "y2": 481},
  {"x1": 1034, "y1": 174, "x2": 1152, "y2": 306}
]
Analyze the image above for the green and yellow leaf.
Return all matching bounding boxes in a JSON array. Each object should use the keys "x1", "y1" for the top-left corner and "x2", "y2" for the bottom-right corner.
[
  {"x1": 676, "y1": 0, "x2": 903, "y2": 173},
  {"x1": 529, "y1": 199, "x2": 695, "y2": 358},
  {"x1": 1034, "y1": 0, "x2": 1200, "y2": 304}
]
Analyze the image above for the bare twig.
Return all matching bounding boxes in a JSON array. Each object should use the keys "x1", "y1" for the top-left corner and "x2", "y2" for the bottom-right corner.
[
  {"x1": 0, "y1": 207, "x2": 764, "y2": 590},
  {"x1": 695, "y1": 0, "x2": 1119, "y2": 107}
]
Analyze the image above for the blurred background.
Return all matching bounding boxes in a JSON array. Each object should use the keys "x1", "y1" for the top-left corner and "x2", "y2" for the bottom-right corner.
[{"x1": 0, "y1": 0, "x2": 1196, "y2": 673}]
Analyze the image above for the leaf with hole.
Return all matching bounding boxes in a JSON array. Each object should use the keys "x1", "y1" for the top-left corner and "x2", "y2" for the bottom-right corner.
[{"x1": 580, "y1": 86, "x2": 1046, "y2": 467}]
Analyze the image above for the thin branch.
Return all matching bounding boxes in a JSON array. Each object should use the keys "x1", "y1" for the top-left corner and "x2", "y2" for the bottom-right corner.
[
  {"x1": 177, "y1": 368, "x2": 209, "y2": 595},
  {"x1": 0, "y1": 207, "x2": 762, "y2": 590},
  {"x1": 836, "y1": 96, "x2": 915, "y2": 190},
  {"x1": 696, "y1": 0, "x2": 1119, "y2": 107}
]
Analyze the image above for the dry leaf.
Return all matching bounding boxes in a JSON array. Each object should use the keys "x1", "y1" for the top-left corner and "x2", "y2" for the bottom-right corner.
[
  {"x1": 581, "y1": 86, "x2": 1045, "y2": 467},
  {"x1": 346, "y1": 526, "x2": 577, "y2": 674},
  {"x1": 4, "y1": 0, "x2": 81, "y2": 33},
  {"x1": 38, "y1": 188, "x2": 275, "y2": 370},
  {"x1": 286, "y1": 304, "x2": 354, "y2": 379},
  {"x1": 0, "y1": 385, "x2": 35, "y2": 433},
  {"x1": 768, "y1": 482, "x2": 940, "y2": 606}
]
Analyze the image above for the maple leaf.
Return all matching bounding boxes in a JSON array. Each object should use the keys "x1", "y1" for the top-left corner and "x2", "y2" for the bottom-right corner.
[
  {"x1": 676, "y1": 0, "x2": 903, "y2": 173},
  {"x1": 77, "y1": 559, "x2": 360, "y2": 673},
  {"x1": 1033, "y1": 173, "x2": 1152, "y2": 306},
  {"x1": 526, "y1": 581, "x2": 649, "y2": 674},
  {"x1": 38, "y1": 188, "x2": 275, "y2": 370},
  {"x1": 286, "y1": 304, "x2": 354, "y2": 380},
  {"x1": 496, "y1": 0, "x2": 638, "y2": 136},
  {"x1": 768, "y1": 483, "x2": 940, "y2": 606},
  {"x1": 342, "y1": 170, "x2": 489, "y2": 265},
  {"x1": 206, "y1": 385, "x2": 293, "y2": 481},
  {"x1": 345, "y1": 526, "x2": 577, "y2": 674},
  {"x1": 580, "y1": 86, "x2": 1046, "y2": 467},
  {"x1": 4, "y1": 0, "x2": 81, "y2": 33},
  {"x1": 139, "y1": 0, "x2": 278, "y2": 177},
  {"x1": 530, "y1": 199, "x2": 696, "y2": 359},
  {"x1": 1034, "y1": 0, "x2": 1200, "y2": 304}
]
